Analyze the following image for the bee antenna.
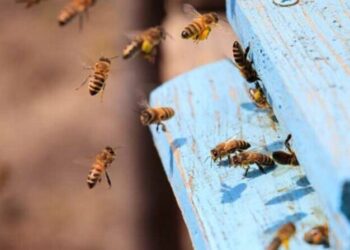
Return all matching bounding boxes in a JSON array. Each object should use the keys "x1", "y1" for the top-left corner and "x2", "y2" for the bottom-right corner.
[{"x1": 109, "y1": 55, "x2": 119, "y2": 60}]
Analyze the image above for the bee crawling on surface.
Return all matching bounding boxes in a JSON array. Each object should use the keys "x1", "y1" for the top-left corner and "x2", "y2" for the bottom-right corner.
[
  {"x1": 57, "y1": 0, "x2": 96, "y2": 29},
  {"x1": 304, "y1": 224, "x2": 329, "y2": 247},
  {"x1": 122, "y1": 26, "x2": 167, "y2": 63},
  {"x1": 232, "y1": 41, "x2": 260, "y2": 83},
  {"x1": 272, "y1": 134, "x2": 299, "y2": 166},
  {"x1": 249, "y1": 82, "x2": 271, "y2": 109},
  {"x1": 86, "y1": 146, "x2": 116, "y2": 189},
  {"x1": 16, "y1": 0, "x2": 43, "y2": 8},
  {"x1": 210, "y1": 139, "x2": 250, "y2": 163},
  {"x1": 267, "y1": 222, "x2": 296, "y2": 250},
  {"x1": 229, "y1": 151, "x2": 275, "y2": 177},
  {"x1": 75, "y1": 55, "x2": 118, "y2": 101},
  {"x1": 181, "y1": 4, "x2": 219, "y2": 43},
  {"x1": 139, "y1": 101, "x2": 175, "y2": 132}
]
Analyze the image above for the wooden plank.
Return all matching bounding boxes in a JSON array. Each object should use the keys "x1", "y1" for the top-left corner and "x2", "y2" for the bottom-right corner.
[
  {"x1": 149, "y1": 60, "x2": 327, "y2": 249},
  {"x1": 226, "y1": 0, "x2": 350, "y2": 248}
]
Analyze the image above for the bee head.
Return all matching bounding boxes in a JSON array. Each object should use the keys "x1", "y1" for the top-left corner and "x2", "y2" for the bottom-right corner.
[
  {"x1": 140, "y1": 110, "x2": 152, "y2": 125},
  {"x1": 304, "y1": 228, "x2": 326, "y2": 245},
  {"x1": 156, "y1": 26, "x2": 167, "y2": 39},
  {"x1": 105, "y1": 146, "x2": 116, "y2": 156},
  {"x1": 210, "y1": 149, "x2": 219, "y2": 161},
  {"x1": 230, "y1": 155, "x2": 241, "y2": 165},
  {"x1": 99, "y1": 57, "x2": 111, "y2": 63}
]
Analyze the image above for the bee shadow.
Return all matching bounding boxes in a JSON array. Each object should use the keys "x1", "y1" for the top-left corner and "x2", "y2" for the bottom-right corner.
[
  {"x1": 220, "y1": 183, "x2": 247, "y2": 204},
  {"x1": 217, "y1": 158, "x2": 230, "y2": 167},
  {"x1": 246, "y1": 164, "x2": 277, "y2": 179},
  {"x1": 265, "y1": 186, "x2": 315, "y2": 206},
  {"x1": 296, "y1": 175, "x2": 311, "y2": 187},
  {"x1": 169, "y1": 138, "x2": 187, "y2": 177},
  {"x1": 263, "y1": 212, "x2": 308, "y2": 234},
  {"x1": 265, "y1": 139, "x2": 284, "y2": 152},
  {"x1": 240, "y1": 102, "x2": 269, "y2": 113}
]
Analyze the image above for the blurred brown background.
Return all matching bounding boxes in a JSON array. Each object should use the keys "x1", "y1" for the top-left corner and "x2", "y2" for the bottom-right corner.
[{"x1": 0, "y1": 0, "x2": 234, "y2": 249}]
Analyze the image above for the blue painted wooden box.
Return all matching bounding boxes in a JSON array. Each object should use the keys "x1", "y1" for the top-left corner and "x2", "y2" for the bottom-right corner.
[{"x1": 148, "y1": 0, "x2": 350, "y2": 249}]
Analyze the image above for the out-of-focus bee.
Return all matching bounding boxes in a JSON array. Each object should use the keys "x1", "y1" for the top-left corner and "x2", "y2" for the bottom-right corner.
[
  {"x1": 272, "y1": 134, "x2": 299, "y2": 166},
  {"x1": 16, "y1": 0, "x2": 43, "y2": 8},
  {"x1": 230, "y1": 151, "x2": 275, "y2": 177},
  {"x1": 86, "y1": 146, "x2": 115, "y2": 189},
  {"x1": 139, "y1": 101, "x2": 175, "y2": 132},
  {"x1": 58, "y1": 0, "x2": 96, "y2": 28},
  {"x1": 122, "y1": 26, "x2": 167, "y2": 63},
  {"x1": 304, "y1": 225, "x2": 329, "y2": 246},
  {"x1": 232, "y1": 41, "x2": 260, "y2": 83},
  {"x1": 181, "y1": 4, "x2": 219, "y2": 42},
  {"x1": 249, "y1": 82, "x2": 271, "y2": 109},
  {"x1": 0, "y1": 165, "x2": 11, "y2": 193},
  {"x1": 210, "y1": 139, "x2": 250, "y2": 162},
  {"x1": 267, "y1": 222, "x2": 296, "y2": 250},
  {"x1": 76, "y1": 55, "x2": 118, "y2": 100}
]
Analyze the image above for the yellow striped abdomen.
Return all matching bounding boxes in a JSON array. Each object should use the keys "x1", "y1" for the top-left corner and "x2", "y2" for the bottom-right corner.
[
  {"x1": 86, "y1": 162, "x2": 105, "y2": 189},
  {"x1": 58, "y1": 2, "x2": 78, "y2": 26},
  {"x1": 88, "y1": 72, "x2": 106, "y2": 96},
  {"x1": 181, "y1": 20, "x2": 205, "y2": 39}
]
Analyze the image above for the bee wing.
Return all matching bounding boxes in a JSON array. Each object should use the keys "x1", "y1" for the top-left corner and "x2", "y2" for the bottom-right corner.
[
  {"x1": 73, "y1": 156, "x2": 94, "y2": 167},
  {"x1": 183, "y1": 3, "x2": 202, "y2": 18}
]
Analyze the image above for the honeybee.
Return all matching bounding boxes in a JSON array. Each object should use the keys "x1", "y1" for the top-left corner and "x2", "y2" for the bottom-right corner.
[
  {"x1": 272, "y1": 134, "x2": 299, "y2": 166},
  {"x1": 86, "y1": 146, "x2": 115, "y2": 189},
  {"x1": 304, "y1": 225, "x2": 329, "y2": 246},
  {"x1": 122, "y1": 26, "x2": 167, "y2": 63},
  {"x1": 16, "y1": 0, "x2": 43, "y2": 8},
  {"x1": 210, "y1": 139, "x2": 250, "y2": 162},
  {"x1": 230, "y1": 151, "x2": 275, "y2": 177},
  {"x1": 267, "y1": 222, "x2": 296, "y2": 250},
  {"x1": 58, "y1": 0, "x2": 96, "y2": 28},
  {"x1": 139, "y1": 102, "x2": 175, "y2": 132},
  {"x1": 232, "y1": 41, "x2": 260, "y2": 83},
  {"x1": 76, "y1": 55, "x2": 118, "y2": 100},
  {"x1": 249, "y1": 82, "x2": 271, "y2": 109},
  {"x1": 181, "y1": 4, "x2": 219, "y2": 42}
]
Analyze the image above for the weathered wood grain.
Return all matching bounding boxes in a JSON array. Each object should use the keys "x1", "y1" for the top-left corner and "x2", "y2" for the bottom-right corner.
[
  {"x1": 149, "y1": 60, "x2": 327, "y2": 249},
  {"x1": 226, "y1": 0, "x2": 350, "y2": 248}
]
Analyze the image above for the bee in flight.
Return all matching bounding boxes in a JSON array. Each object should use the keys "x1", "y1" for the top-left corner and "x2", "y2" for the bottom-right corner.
[
  {"x1": 139, "y1": 101, "x2": 175, "y2": 132},
  {"x1": 122, "y1": 26, "x2": 167, "y2": 63},
  {"x1": 267, "y1": 222, "x2": 296, "y2": 250},
  {"x1": 304, "y1": 224, "x2": 329, "y2": 247},
  {"x1": 232, "y1": 41, "x2": 260, "y2": 83},
  {"x1": 76, "y1": 55, "x2": 118, "y2": 100},
  {"x1": 181, "y1": 4, "x2": 219, "y2": 42},
  {"x1": 210, "y1": 139, "x2": 250, "y2": 163},
  {"x1": 86, "y1": 146, "x2": 116, "y2": 189},
  {"x1": 272, "y1": 134, "x2": 299, "y2": 166},
  {"x1": 249, "y1": 82, "x2": 271, "y2": 109},
  {"x1": 16, "y1": 0, "x2": 43, "y2": 8},
  {"x1": 230, "y1": 151, "x2": 275, "y2": 177},
  {"x1": 58, "y1": 0, "x2": 96, "y2": 29}
]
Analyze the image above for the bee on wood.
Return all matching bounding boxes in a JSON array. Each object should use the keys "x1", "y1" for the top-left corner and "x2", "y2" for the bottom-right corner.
[
  {"x1": 267, "y1": 222, "x2": 296, "y2": 250},
  {"x1": 75, "y1": 55, "x2": 118, "y2": 100},
  {"x1": 86, "y1": 146, "x2": 115, "y2": 189},
  {"x1": 210, "y1": 139, "x2": 250, "y2": 162},
  {"x1": 304, "y1": 225, "x2": 329, "y2": 246},
  {"x1": 58, "y1": 0, "x2": 96, "y2": 28},
  {"x1": 122, "y1": 26, "x2": 167, "y2": 63},
  {"x1": 249, "y1": 82, "x2": 271, "y2": 109},
  {"x1": 181, "y1": 4, "x2": 219, "y2": 43},
  {"x1": 16, "y1": 0, "x2": 43, "y2": 8},
  {"x1": 139, "y1": 101, "x2": 175, "y2": 132},
  {"x1": 272, "y1": 134, "x2": 299, "y2": 166},
  {"x1": 232, "y1": 41, "x2": 260, "y2": 83},
  {"x1": 230, "y1": 151, "x2": 275, "y2": 177}
]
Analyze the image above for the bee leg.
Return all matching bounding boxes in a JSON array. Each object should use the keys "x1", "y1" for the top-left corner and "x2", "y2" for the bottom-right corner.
[
  {"x1": 75, "y1": 76, "x2": 89, "y2": 91},
  {"x1": 160, "y1": 123, "x2": 167, "y2": 132},
  {"x1": 243, "y1": 166, "x2": 250, "y2": 178},
  {"x1": 256, "y1": 163, "x2": 266, "y2": 174},
  {"x1": 285, "y1": 134, "x2": 293, "y2": 153},
  {"x1": 105, "y1": 171, "x2": 112, "y2": 188},
  {"x1": 156, "y1": 123, "x2": 160, "y2": 132},
  {"x1": 100, "y1": 84, "x2": 106, "y2": 103},
  {"x1": 198, "y1": 27, "x2": 211, "y2": 40},
  {"x1": 78, "y1": 14, "x2": 84, "y2": 32}
]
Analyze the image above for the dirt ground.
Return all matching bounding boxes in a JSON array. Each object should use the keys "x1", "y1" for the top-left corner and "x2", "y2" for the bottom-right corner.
[{"x1": 0, "y1": 1, "x2": 234, "y2": 249}]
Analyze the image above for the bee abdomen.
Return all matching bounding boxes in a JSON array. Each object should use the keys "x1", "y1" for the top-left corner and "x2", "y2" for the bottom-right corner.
[
  {"x1": 232, "y1": 42, "x2": 246, "y2": 67},
  {"x1": 181, "y1": 22, "x2": 202, "y2": 39},
  {"x1": 159, "y1": 107, "x2": 175, "y2": 121},
  {"x1": 260, "y1": 154, "x2": 275, "y2": 166},
  {"x1": 88, "y1": 74, "x2": 105, "y2": 96},
  {"x1": 123, "y1": 40, "x2": 142, "y2": 59},
  {"x1": 237, "y1": 140, "x2": 251, "y2": 150},
  {"x1": 86, "y1": 167, "x2": 102, "y2": 189},
  {"x1": 58, "y1": 4, "x2": 78, "y2": 26}
]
